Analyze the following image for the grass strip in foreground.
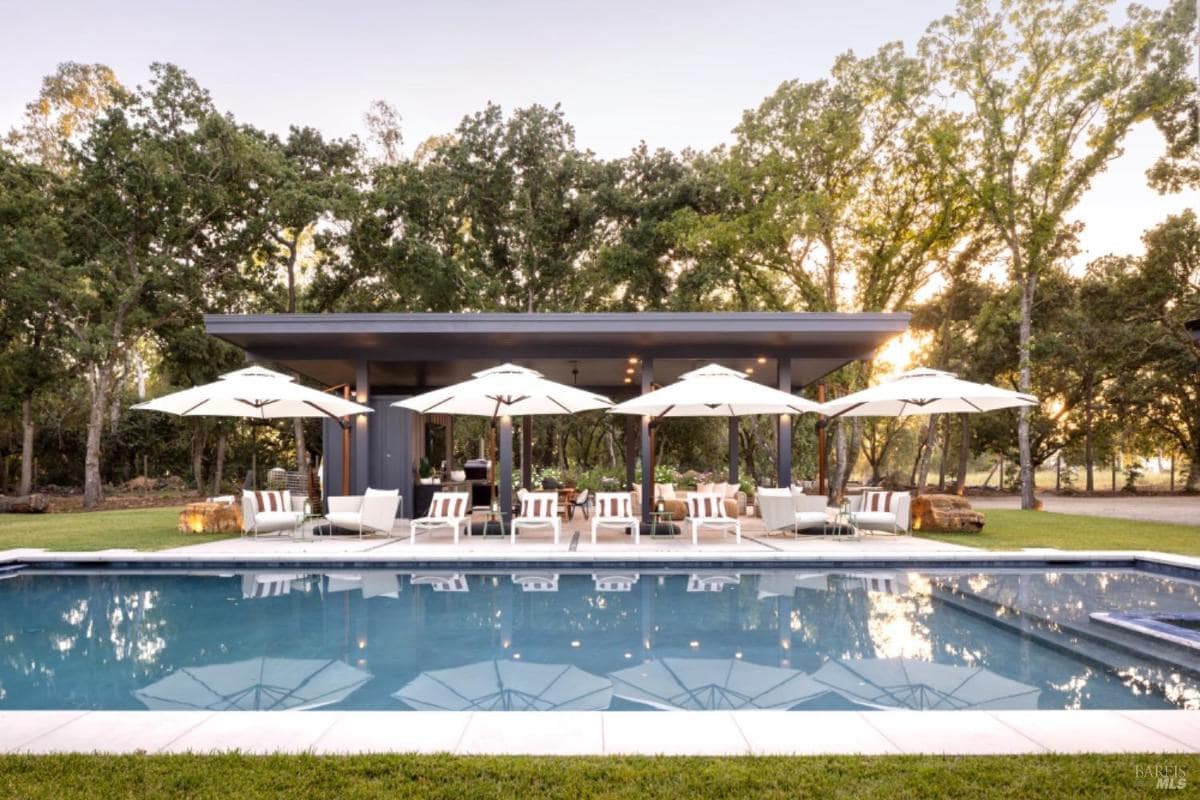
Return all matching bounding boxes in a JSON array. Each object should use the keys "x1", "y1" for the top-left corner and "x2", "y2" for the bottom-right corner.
[
  {"x1": 918, "y1": 509, "x2": 1200, "y2": 556},
  {"x1": 0, "y1": 753, "x2": 1196, "y2": 799}
]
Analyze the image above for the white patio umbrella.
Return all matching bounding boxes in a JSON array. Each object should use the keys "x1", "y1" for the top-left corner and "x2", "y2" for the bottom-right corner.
[
  {"x1": 393, "y1": 364, "x2": 612, "y2": 514},
  {"x1": 392, "y1": 363, "x2": 612, "y2": 418},
  {"x1": 811, "y1": 657, "x2": 1040, "y2": 710},
  {"x1": 133, "y1": 656, "x2": 372, "y2": 711},
  {"x1": 608, "y1": 363, "x2": 821, "y2": 418},
  {"x1": 816, "y1": 368, "x2": 1037, "y2": 419},
  {"x1": 132, "y1": 365, "x2": 372, "y2": 421},
  {"x1": 394, "y1": 659, "x2": 613, "y2": 711},
  {"x1": 133, "y1": 365, "x2": 372, "y2": 489},
  {"x1": 609, "y1": 657, "x2": 829, "y2": 711}
]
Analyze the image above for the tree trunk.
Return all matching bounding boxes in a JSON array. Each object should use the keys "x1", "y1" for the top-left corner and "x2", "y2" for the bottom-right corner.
[
  {"x1": 954, "y1": 414, "x2": 970, "y2": 495},
  {"x1": 19, "y1": 398, "x2": 34, "y2": 496},
  {"x1": 1083, "y1": 394, "x2": 1095, "y2": 493},
  {"x1": 937, "y1": 416, "x2": 949, "y2": 492},
  {"x1": 190, "y1": 426, "x2": 207, "y2": 495},
  {"x1": 1186, "y1": 443, "x2": 1200, "y2": 492},
  {"x1": 293, "y1": 418, "x2": 307, "y2": 472},
  {"x1": 916, "y1": 414, "x2": 939, "y2": 494},
  {"x1": 211, "y1": 432, "x2": 227, "y2": 496},
  {"x1": 1017, "y1": 274, "x2": 1037, "y2": 509},
  {"x1": 83, "y1": 369, "x2": 112, "y2": 509},
  {"x1": 829, "y1": 421, "x2": 848, "y2": 503}
]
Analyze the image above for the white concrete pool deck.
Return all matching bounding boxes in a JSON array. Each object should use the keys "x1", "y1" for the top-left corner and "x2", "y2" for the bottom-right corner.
[{"x1": 1, "y1": 708, "x2": 1197, "y2": 756}]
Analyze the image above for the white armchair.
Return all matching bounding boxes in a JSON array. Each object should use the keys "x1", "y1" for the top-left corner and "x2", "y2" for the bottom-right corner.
[
  {"x1": 790, "y1": 488, "x2": 829, "y2": 531},
  {"x1": 848, "y1": 490, "x2": 911, "y2": 534},
  {"x1": 241, "y1": 490, "x2": 306, "y2": 538},
  {"x1": 325, "y1": 488, "x2": 402, "y2": 538}
]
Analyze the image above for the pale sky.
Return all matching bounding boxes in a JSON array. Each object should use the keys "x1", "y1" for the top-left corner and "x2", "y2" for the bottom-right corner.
[{"x1": 1, "y1": 0, "x2": 1192, "y2": 264}]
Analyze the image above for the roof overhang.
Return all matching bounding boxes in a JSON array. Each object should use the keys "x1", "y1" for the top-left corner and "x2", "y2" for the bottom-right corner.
[{"x1": 205, "y1": 312, "x2": 909, "y2": 391}]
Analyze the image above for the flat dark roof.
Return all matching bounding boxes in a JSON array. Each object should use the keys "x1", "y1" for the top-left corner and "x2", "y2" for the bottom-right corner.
[{"x1": 205, "y1": 311, "x2": 909, "y2": 390}]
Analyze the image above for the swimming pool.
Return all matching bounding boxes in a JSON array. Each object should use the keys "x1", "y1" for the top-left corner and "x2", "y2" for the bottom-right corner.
[{"x1": 1, "y1": 567, "x2": 1196, "y2": 712}]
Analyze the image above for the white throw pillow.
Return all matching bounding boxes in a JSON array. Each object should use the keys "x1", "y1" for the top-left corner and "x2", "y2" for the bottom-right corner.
[
  {"x1": 655, "y1": 483, "x2": 676, "y2": 500},
  {"x1": 722, "y1": 482, "x2": 739, "y2": 499}
]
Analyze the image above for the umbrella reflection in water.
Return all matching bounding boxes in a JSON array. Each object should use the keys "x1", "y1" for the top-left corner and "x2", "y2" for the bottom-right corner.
[
  {"x1": 394, "y1": 659, "x2": 613, "y2": 711},
  {"x1": 134, "y1": 657, "x2": 372, "y2": 711}
]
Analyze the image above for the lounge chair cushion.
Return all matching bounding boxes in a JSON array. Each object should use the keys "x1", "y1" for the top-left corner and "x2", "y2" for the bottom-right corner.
[
  {"x1": 854, "y1": 511, "x2": 899, "y2": 527},
  {"x1": 253, "y1": 510, "x2": 302, "y2": 527}
]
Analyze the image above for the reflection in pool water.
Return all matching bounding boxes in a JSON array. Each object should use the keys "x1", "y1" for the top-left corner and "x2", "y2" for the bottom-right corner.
[{"x1": 0, "y1": 569, "x2": 1195, "y2": 711}]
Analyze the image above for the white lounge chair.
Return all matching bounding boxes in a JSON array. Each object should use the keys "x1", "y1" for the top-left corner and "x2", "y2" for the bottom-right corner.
[
  {"x1": 511, "y1": 492, "x2": 560, "y2": 544},
  {"x1": 848, "y1": 490, "x2": 911, "y2": 534},
  {"x1": 325, "y1": 488, "x2": 401, "y2": 538},
  {"x1": 591, "y1": 492, "x2": 640, "y2": 545},
  {"x1": 410, "y1": 491, "x2": 470, "y2": 545},
  {"x1": 241, "y1": 490, "x2": 306, "y2": 538},
  {"x1": 685, "y1": 492, "x2": 741, "y2": 546}
]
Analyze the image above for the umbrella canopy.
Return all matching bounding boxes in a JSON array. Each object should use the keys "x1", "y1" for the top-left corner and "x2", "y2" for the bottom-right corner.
[
  {"x1": 608, "y1": 363, "x2": 821, "y2": 418},
  {"x1": 817, "y1": 368, "x2": 1037, "y2": 419},
  {"x1": 133, "y1": 657, "x2": 372, "y2": 711},
  {"x1": 394, "y1": 659, "x2": 613, "y2": 711},
  {"x1": 811, "y1": 657, "x2": 1040, "y2": 710},
  {"x1": 609, "y1": 657, "x2": 828, "y2": 710},
  {"x1": 392, "y1": 363, "x2": 612, "y2": 418},
  {"x1": 132, "y1": 365, "x2": 372, "y2": 421}
]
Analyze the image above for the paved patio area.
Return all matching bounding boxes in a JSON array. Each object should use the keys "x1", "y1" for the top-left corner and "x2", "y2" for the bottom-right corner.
[{"x1": 160, "y1": 514, "x2": 975, "y2": 560}]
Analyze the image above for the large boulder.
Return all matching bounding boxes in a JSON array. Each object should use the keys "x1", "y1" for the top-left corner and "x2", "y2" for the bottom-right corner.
[
  {"x1": 0, "y1": 494, "x2": 50, "y2": 513},
  {"x1": 179, "y1": 501, "x2": 243, "y2": 534},
  {"x1": 912, "y1": 494, "x2": 984, "y2": 533}
]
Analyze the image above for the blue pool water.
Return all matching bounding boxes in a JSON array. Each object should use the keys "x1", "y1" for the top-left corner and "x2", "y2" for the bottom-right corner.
[{"x1": 0, "y1": 568, "x2": 1196, "y2": 711}]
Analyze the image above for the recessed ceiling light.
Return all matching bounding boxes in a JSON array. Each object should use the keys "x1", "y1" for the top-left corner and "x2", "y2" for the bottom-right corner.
[
  {"x1": 757, "y1": 357, "x2": 767, "y2": 364},
  {"x1": 628, "y1": 357, "x2": 639, "y2": 364},
  {"x1": 624, "y1": 377, "x2": 632, "y2": 384},
  {"x1": 625, "y1": 367, "x2": 634, "y2": 374},
  {"x1": 745, "y1": 367, "x2": 754, "y2": 374}
]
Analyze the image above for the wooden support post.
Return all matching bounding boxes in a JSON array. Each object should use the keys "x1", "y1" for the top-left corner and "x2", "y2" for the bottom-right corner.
[{"x1": 817, "y1": 383, "x2": 827, "y2": 496}]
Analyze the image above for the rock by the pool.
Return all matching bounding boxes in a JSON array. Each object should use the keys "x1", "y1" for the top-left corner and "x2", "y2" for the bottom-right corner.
[{"x1": 912, "y1": 494, "x2": 985, "y2": 533}]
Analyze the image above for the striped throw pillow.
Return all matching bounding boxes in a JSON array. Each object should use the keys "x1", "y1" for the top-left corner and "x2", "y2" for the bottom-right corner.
[{"x1": 862, "y1": 491, "x2": 900, "y2": 513}]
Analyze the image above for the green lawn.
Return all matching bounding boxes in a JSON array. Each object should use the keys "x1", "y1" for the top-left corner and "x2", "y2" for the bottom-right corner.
[
  {"x1": 0, "y1": 506, "x2": 234, "y2": 552},
  {"x1": 918, "y1": 509, "x2": 1200, "y2": 555},
  {"x1": 0, "y1": 753, "x2": 1194, "y2": 799}
]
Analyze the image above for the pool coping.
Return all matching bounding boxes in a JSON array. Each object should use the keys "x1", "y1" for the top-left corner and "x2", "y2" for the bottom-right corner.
[
  {"x1": 2, "y1": 547, "x2": 1198, "y2": 581},
  {"x1": 0, "y1": 709, "x2": 1197, "y2": 756},
  {"x1": 2, "y1": 548, "x2": 1198, "y2": 757}
]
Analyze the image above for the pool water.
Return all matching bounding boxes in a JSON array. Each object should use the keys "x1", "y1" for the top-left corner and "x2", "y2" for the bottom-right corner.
[{"x1": 0, "y1": 568, "x2": 1196, "y2": 712}]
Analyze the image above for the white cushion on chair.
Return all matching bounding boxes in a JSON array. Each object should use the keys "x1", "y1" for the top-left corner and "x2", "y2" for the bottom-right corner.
[{"x1": 325, "y1": 511, "x2": 362, "y2": 528}]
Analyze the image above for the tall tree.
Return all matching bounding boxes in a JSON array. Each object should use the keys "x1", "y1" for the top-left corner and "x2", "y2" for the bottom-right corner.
[
  {"x1": 1117, "y1": 212, "x2": 1200, "y2": 490},
  {"x1": 5, "y1": 62, "x2": 120, "y2": 174},
  {"x1": 920, "y1": 0, "x2": 1196, "y2": 509},
  {"x1": 0, "y1": 149, "x2": 66, "y2": 495},
  {"x1": 58, "y1": 64, "x2": 269, "y2": 507}
]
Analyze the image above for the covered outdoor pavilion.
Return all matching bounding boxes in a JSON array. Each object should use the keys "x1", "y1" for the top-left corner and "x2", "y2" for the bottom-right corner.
[{"x1": 204, "y1": 312, "x2": 909, "y2": 522}]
